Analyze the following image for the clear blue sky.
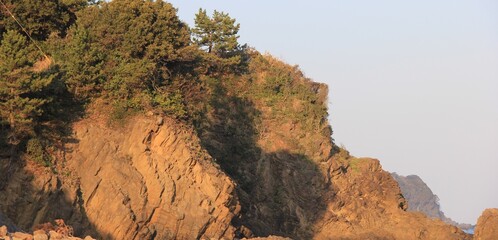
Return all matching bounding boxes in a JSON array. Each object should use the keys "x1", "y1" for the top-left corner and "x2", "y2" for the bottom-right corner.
[{"x1": 167, "y1": 0, "x2": 498, "y2": 224}]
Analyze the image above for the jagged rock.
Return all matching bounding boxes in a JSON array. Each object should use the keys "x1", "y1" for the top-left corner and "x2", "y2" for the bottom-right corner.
[
  {"x1": 0, "y1": 225, "x2": 7, "y2": 237},
  {"x1": 314, "y1": 157, "x2": 471, "y2": 240},
  {"x1": 66, "y1": 117, "x2": 240, "y2": 239},
  {"x1": 155, "y1": 116, "x2": 163, "y2": 126},
  {"x1": 33, "y1": 230, "x2": 48, "y2": 240},
  {"x1": 48, "y1": 231, "x2": 62, "y2": 239},
  {"x1": 474, "y1": 208, "x2": 498, "y2": 240},
  {"x1": 12, "y1": 232, "x2": 33, "y2": 240}
]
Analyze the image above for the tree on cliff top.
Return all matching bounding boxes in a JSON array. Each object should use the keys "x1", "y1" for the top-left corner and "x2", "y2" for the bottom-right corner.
[
  {"x1": 192, "y1": 9, "x2": 246, "y2": 74},
  {"x1": 192, "y1": 9, "x2": 240, "y2": 56}
]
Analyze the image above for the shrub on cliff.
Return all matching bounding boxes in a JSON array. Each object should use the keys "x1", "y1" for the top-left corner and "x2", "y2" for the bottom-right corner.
[{"x1": 26, "y1": 137, "x2": 51, "y2": 167}]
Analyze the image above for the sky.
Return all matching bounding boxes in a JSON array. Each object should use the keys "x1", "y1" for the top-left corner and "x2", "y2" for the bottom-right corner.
[{"x1": 166, "y1": 0, "x2": 498, "y2": 224}]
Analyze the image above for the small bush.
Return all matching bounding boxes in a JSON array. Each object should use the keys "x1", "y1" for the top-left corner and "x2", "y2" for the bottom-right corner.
[
  {"x1": 110, "y1": 100, "x2": 130, "y2": 122},
  {"x1": 26, "y1": 138, "x2": 51, "y2": 167},
  {"x1": 152, "y1": 91, "x2": 187, "y2": 118}
]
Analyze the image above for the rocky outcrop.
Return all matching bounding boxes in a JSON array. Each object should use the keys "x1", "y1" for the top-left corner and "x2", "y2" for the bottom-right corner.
[
  {"x1": 65, "y1": 116, "x2": 241, "y2": 239},
  {"x1": 0, "y1": 115, "x2": 241, "y2": 239},
  {"x1": 391, "y1": 173, "x2": 474, "y2": 231},
  {"x1": 474, "y1": 208, "x2": 498, "y2": 240},
  {"x1": 312, "y1": 153, "x2": 471, "y2": 240},
  {"x1": 0, "y1": 224, "x2": 95, "y2": 240}
]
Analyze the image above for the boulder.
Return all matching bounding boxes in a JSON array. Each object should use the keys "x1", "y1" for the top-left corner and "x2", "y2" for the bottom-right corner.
[
  {"x1": 11, "y1": 231, "x2": 33, "y2": 240},
  {"x1": 48, "y1": 230, "x2": 63, "y2": 239},
  {"x1": 0, "y1": 225, "x2": 7, "y2": 237},
  {"x1": 474, "y1": 208, "x2": 498, "y2": 240},
  {"x1": 33, "y1": 230, "x2": 48, "y2": 240}
]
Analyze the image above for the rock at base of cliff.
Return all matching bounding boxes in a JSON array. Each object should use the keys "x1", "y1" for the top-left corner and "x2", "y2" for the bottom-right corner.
[{"x1": 474, "y1": 208, "x2": 498, "y2": 240}]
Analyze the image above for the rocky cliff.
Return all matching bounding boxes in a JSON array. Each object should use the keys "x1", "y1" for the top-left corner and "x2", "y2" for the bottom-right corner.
[
  {"x1": 312, "y1": 153, "x2": 469, "y2": 240},
  {"x1": 0, "y1": 54, "x2": 472, "y2": 239},
  {"x1": 0, "y1": 111, "x2": 241, "y2": 239},
  {"x1": 391, "y1": 173, "x2": 474, "y2": 231}
]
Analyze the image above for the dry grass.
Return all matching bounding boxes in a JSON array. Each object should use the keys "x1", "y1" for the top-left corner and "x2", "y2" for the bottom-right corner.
[{"x1": 32, "y1": 56, "x2": 53, "y2": 72}]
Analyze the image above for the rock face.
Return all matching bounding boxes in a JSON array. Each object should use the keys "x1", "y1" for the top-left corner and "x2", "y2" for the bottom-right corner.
[
  {"x1": 312, "y1": 154, "x2": 470, "y2": 240},
  {"x1": 0, "y1": 116, "x2": 240, "y2": 239},
  {"x1": 391, "y1": 173, "x2": 474, "y2": 231},
  {"x1": 66, "y1": 116, "x2": 240, "y2": 239},
  {"x1": 474, "y1": 208, "x2": 498, "y2": 240}
]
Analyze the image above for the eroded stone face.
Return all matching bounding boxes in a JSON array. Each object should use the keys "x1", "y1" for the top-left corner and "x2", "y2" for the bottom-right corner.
[
  {"x1": 0, "y1": 116, "x2": 241, "y2": 240},
  {"x1": 474, "y1": 208, "x2": 498, "y2": 240},
  {"x1": 66, "y1": 117, "x2": 241, "y2": 239},
  {"x1": 313, "y1": 157, "x2": 472, "y2": 240}
]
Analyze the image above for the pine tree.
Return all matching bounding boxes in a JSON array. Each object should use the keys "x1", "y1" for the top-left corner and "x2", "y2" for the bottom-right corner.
[
  {"x1": 0, "y1": 0, "x2": 87, "y2": 41},
  {"x1": 191, "y1": 9, "x2": 247, "y2": 75},
  {"x1": 0, "y1": 30, "x2": 53, "y2": 144},
  {"x1": 192, "y1": 9, "x2": 240, "y2": 57},
  {"x1": 58, "y1": 26, "x2": 105, "y2": 98}
]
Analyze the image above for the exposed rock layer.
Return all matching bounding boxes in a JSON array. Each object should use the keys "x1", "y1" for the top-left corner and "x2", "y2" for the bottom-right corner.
[
  {"x1": 0, "y1": 116, "x2": 240, "y2": 239},
  {"x1": 66, "y1": 116, "x2": 240, "y2": 239}
]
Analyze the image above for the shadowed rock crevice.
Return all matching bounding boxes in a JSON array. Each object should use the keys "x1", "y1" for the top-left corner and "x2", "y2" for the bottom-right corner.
[
  {"x1": 0, "y1": 155, "x2": 109, "y2": 239},
  {"x1": 195, "y1": 80, "x2": 330, "y2": 239}
]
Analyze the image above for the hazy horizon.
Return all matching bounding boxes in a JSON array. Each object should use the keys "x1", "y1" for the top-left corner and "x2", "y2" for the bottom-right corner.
[{"x1": 168, "y1": 0, "x2": 498, "y2": 224}]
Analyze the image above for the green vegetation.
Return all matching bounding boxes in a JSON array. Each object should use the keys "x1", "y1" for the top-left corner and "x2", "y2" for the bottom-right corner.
[
  {"x1": 26, "y1": 137, "x2": 51, "y2": 167},
  {"x1": 0, "y1": 0, "x2": 87, "y2": 41},
  {"x1": 0, "y1": 30, "x2": 54, "y2": 145},
  {"x1": 0, "y1": 0, "x2": 332, "y2": 171},
  {"x1": 193, "y1": 9, "x2": 240, "y2": 56}
]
